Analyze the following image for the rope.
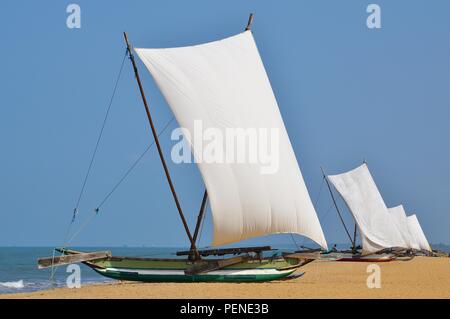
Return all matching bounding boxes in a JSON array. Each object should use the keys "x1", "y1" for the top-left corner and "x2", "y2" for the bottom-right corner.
[
  {"x1": 290, "y1": 175, "x2": 326, "y2": 250},
  {"x1": 289, "y1": 233, "x2": 301, "y2": 250},
  {"x1": 49, "y1": 51, "x2": 127, "y2": 282},
  {"x1": 95, "y1": 116, "x2": 175, "y2": 211},
  {"x1": 314, "y1": 176, "x2": 325, "y2": 208},
  {"x1": 320, "y1": 202, "x2": 335, "y2": 224},
  {"x1": 66, "y1": 212, "x2": 98, "y2": 245},
  {"x1": 49, "y1": 248, "x2": 57, "y2": 284},
  {"x1": 72, "y1": 50, "x2": 127, "y2": 220},
  {"x1": 325, "y1": 177, "x2": 354, "y2": 245},
  {"x1": 64, "y1": 116, "x2": 176, "y2": 246}
]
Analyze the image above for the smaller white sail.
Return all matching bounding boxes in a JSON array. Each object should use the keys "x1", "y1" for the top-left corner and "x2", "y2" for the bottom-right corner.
[
  {"x1": 388, "y1": 205, "x2": 414, "y2": 249},
  {"x1": 328, "y1": 163, "x2": 408, "y2": 255},
  {"x1": 407, "y1": 214, "x2": 432, "y2": 252}
]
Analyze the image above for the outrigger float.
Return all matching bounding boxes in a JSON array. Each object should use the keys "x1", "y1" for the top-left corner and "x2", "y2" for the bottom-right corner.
[{"x1": 38, "y1": 14, "x2": 329, "y2": 282}]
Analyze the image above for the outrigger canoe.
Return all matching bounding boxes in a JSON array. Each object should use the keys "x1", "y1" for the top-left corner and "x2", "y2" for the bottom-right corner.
[{"x1": 39, "y1": 248, "x2": 317, "y2": 283}]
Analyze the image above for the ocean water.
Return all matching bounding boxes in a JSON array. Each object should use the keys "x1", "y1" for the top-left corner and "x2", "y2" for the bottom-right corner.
[{"x1": 0, "y1": 246, "x2": 185, "y2": 294}]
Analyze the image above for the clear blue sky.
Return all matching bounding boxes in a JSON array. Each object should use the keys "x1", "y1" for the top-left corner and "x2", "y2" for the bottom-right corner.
[{"x1": 1, "y1": 1, "x2": 449, "y2": 247}]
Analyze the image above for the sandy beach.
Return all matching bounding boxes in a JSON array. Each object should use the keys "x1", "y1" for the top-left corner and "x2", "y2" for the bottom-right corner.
[{"x1": 2, "y1": 257, "x2": 449, "y2": 299}]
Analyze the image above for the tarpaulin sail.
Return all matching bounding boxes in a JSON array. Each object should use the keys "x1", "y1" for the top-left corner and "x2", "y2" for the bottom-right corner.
[
  {"x1": 327, "y1": 163, "x2": 408, "y2": 254},
  {"x1": 135, "y1": 31, "x2": 327, "y2": 249},
  {"x1": 407, "y1": 214, "x2": 432, "y2": 251}
]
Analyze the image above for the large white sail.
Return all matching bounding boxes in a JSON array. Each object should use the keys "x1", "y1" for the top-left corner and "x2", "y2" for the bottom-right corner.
[
  {"x1": 327, "y1": 163, "x2": 408, "y2": 254},
  {"x1": 135, "y1": 31, "x2": 327, "y2": 249},
  {"x1": 407, "y1": 214, "x2": 431, "y2": 251}
]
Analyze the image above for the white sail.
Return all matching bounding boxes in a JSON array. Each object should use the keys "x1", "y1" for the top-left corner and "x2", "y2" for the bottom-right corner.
[
  {"x1": 327, "y1": 163, "x2": 408, "y2": 254},
  {"x1": 135, "y1": 31, "x2": 327, "y2": 249},
  {"x1": 407, "y1": 214, "x2": 431, "y2": 251},
  {"x1": 387, "y1": 205, "x2": 414, "y2": 249}
]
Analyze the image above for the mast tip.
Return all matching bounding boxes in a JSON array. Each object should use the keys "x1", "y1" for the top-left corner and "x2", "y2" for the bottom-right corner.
[{"x1": 245, "y1": 13, "x2": 254, "y2": 31}]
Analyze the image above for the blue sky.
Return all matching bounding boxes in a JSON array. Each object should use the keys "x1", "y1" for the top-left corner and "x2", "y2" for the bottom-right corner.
[{"x1": 1, "y1": 1, "x2": 449, "y2": 247}]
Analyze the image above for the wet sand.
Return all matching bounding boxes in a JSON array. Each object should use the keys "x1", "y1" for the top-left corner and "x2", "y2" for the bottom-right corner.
[{"x1": 2, "y1": 257, "x2": 449, "y2": 299}]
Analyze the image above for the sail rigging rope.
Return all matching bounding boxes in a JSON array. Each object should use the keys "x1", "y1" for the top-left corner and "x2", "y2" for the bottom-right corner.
[
  {"x1": 63, "y1": 115, "x2": 176, "y2": 246},
  {"x1": 70, "y1": 49, "x2": 127, "y2": 228},
  {"x1": 325, "y1": 177, "x2": 355, "y2": 246},
  {"x1": 94, "y1": 116, "x2": 175, "y2": 211},
  {"x1": 49, "y1": 51, "x2": 127, "y2": 283},
  {"x1": 290, "y1": 174, "x2": 325, "y2": 250},
  {"x1": 314, "y1": 175, "x2": 325, "y2": 209}
]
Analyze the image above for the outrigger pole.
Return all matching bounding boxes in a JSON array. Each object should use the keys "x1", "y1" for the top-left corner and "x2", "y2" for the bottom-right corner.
[
  {"x1": 321, "y1": 166, "x2": 355, "y2": 248},
  {"x1": 123, "y1": 32, "x2": 200, "y2": 260}
]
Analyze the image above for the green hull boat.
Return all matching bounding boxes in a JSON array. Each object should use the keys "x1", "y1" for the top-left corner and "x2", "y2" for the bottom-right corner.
[
  {"x1": 38, "y1": 248, "x2": 312, "y2": 283},
  {"x1": 90, "y1": 257, "x2": 301, "y2": 283}
]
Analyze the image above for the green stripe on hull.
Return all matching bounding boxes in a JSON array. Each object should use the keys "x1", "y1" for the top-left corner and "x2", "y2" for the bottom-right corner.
[{"x1": 93, "y1": 268, "x2": 296, "y2": 283}]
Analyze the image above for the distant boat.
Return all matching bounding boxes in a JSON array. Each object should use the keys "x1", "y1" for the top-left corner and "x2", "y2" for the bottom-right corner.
[
  {"x1": 406, "y1": 214, "x2": 432, "y2": 253},
  {"x1": 322, "y1": 162, "x2": 431, "y2": 261},
  {"x1": 37, "y1": 14, "x2": 328, "y2": 282}
]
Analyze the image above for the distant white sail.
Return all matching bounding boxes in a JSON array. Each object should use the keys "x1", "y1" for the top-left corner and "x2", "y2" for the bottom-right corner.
[
  {"x1": 327, "y1": 163, "x2": 408, "y2": 255},
  {"x1": 388, "y1": 205, "x2": 414, "y2": 249},
  {"x1": 135, "y1": 31, "x2": 327, "y2": 249},
  {"x1": 407, "y1": 214, "x2": 431, "y2": 252}
]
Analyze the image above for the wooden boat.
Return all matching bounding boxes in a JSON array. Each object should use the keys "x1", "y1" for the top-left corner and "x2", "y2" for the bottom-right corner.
[
  {"x1": 322, "y1": 163, "x2": 431, "y2": 261},
  {"x1": 317, "y1": 250, "x2": 396, "y2": 262},
  {"x1": 38, "y1": 248, "x2": 310, "y2": 283},
  {"x1": 334, "y1": 253, "x2": 395, "y2": 262},
  {"x1": 37, "y1": 14, "x2": 329, "y2": 282}
]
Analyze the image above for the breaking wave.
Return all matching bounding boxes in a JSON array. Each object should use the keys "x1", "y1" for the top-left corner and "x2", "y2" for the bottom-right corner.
[{"x1": 0, "y1": 280, "x2": 24, "y2": 289}]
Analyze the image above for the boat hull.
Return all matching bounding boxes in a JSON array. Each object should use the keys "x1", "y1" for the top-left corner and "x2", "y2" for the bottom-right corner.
[
  {"x1": 336, "y1": 254, "x2": 395, "y2": 262},
  {"x1": 319, "y1": 252, "x2": 395, "y2": 262},
  {"x1": 93, "y1": 266, "x2": 296, "y2": 283},
  {"x1": 85, "y1": 255, "x2": 303, "y2": 283}
]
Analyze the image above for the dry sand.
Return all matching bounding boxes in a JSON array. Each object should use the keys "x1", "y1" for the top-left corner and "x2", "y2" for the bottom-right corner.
[{"x1": 2, "y1": 257, "x2": 449, "y2": 299}]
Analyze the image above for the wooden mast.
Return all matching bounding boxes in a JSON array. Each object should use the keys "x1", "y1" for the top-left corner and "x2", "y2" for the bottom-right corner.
[
  {"x1": 245, "y1": 13, "x2": 254, "y2": 31},
  {"x1": 352, "y1": 223, "x2": 358, "y2": 252},
  {"x1": 190, "y1": 190, "x2": 208, "y2": 254},
  {"x1": 123, "y1": 32, "x2": 200, "y2": 260},
  {"x1": 350, "y1": 159, "x2": 366, "y2": 252}
]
